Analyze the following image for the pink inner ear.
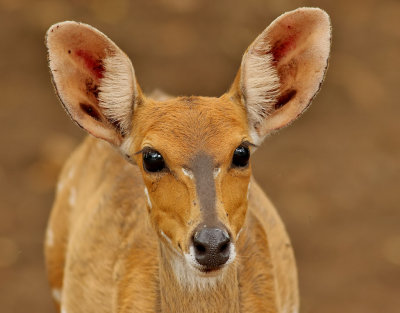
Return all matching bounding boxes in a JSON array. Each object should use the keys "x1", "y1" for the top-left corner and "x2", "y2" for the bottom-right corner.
[
  {"x1": 271, "y1": 32, "x2": 297, "y2": 62},
  {"x1": 75, "y1": 49, "x2": 105, "y2": 79}
]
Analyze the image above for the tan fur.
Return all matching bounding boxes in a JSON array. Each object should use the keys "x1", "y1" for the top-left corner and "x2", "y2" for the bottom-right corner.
[
  {"x1": 45, "y1": 7, "x2": 331, "y2": 313},
  {"x1": 46, "y1": 137, "x2": 295, "y2": 313}
]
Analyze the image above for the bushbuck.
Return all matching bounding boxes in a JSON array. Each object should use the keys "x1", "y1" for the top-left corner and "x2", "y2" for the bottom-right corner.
[{"x1": 45, "y1": 7, "x2": 331, "y2": 313}]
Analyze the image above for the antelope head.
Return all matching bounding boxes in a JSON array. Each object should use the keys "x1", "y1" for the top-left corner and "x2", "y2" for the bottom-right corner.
[{"x1": 46, "y1": 8, "x2": 331, "y2": 285}]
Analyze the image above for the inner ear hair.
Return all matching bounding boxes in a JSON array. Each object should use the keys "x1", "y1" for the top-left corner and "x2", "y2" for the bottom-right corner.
[
  {"x1": 46, "y1": 21, "x2": 139, "y2": 146},
  {"x1": 234, "y1": 8, "x2": 331, "y2": 144}
]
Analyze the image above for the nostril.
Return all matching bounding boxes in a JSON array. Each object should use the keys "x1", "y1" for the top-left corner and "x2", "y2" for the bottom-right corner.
[
  {"x1": 219, "y1": 242, "x2": 229, "y2": 254},
  {"x1": 217, "y1": 235, "x2": 231, "y2": 258},
  {"x1": 194, "y1": 241, "x2": 206, "y2": 255}
]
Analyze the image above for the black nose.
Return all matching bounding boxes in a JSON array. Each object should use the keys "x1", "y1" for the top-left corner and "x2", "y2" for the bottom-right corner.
[{"x1": 192, "y1": 227, "x2": 231, "y2": 269}]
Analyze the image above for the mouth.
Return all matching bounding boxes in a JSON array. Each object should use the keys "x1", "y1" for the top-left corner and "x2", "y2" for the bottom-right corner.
[
  {"x1": 198, "y1": 266, "x2": 228, "y2": 278},
  {"x1": 193, "y1": 263, "x2": 225, "y2": 275},
  {"x1": 201, "y1": 266, "x2": 223, "y2": 273},
  {"x1": 183, "y1": 262, "x2": 227, "y2": 279}
]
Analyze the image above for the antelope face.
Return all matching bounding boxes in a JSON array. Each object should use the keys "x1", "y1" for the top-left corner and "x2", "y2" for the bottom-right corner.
[{"x1": 130, "y1": 95, "x2": 252, "y2": 274}]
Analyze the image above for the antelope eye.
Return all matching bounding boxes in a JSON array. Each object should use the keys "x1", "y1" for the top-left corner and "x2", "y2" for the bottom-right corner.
[
  {"x1": 143, "y1": 149, "x2": 165, "y2": 172},
  {"x1": 232, "y1": 145, "x2": 250, "y2": 168}
]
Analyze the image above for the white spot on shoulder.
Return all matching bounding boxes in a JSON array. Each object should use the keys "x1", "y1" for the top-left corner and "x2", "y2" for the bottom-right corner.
[
  {"x1": 57, "y1": 180, "x2": 64, "y2": 193},
  {"x1": 61, "y1": 306, "x2": 67, "y2": 313},
  {"x1": 213, "y1": 167, "x2": 221, "y2": 178},
  {"x1": 182, "y1": 168, "x2": 194, "y2": 179},
  {"x1": 67, "y1": 166, "x2": 75, "y2": 180},
  {"x1": 69, "y1": 187, "x2": 76, "y2": 206},
  {"x1": 144, "y1": 187, "x2": 152, "y2": 208},
  {"x1": 58, "y1": 165, "x2": 76, "y2": 194},
  {"x1": 52, "y1": 288, "x2": 62, "y2": 303},
  {"x1": 46, "y1": 228, "x2": 54, "y2": 247}
]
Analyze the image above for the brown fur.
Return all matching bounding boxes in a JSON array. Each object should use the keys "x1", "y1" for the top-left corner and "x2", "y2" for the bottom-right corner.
[
  {"x1": 45, "y1": 7, "x2": 331, "y2": 313},
  {"x1": 46, "y1": 136, "x2": 296, "y2": 313}
]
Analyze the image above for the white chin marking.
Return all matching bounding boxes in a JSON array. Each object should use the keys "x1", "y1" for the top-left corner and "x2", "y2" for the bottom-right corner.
[
  {"x1": 144, "y1": 187, "x2": 152, "y2": 208},
  {"x1": 170, "y1": 244, "x2": 236, "y2": 290},
  {"x1": 52, "y1": 288, "x2": 62, "y2": 303}
]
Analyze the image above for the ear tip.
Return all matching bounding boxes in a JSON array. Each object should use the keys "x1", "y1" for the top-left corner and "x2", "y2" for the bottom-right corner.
[
  {"x1": 47, "y1": 21, "x2": 77, "y2": 34},
  {"x1": 292, "y1": 6, "x2": 329, "y2": 15},
  {"x1": 281, "y1": 7, "x2": 331, "y2": 46},
  {"x1": 46, "y1": 21, "x2": 101, "y2": 46},
  {"x1": 290, "y1": 7, "x2": 331, "y2": 27},
  {"x1": 46, "y1": 21, "x2": 77, "y2": 47}
]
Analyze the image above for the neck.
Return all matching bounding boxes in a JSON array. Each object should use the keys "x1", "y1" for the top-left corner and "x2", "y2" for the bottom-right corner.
[{"x1": 158, "y1": 244, "x2": 240, "y2": 313}]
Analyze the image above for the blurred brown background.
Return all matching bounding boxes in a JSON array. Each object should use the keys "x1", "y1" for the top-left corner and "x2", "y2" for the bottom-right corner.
[{"x1": 0, "y1": 0, "x2": 399, "y2": 312}]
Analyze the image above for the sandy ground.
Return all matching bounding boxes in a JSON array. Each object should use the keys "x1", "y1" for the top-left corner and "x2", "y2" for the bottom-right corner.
[{"x1": 0, "y1": 0, "x2": 399, "y2": 312}]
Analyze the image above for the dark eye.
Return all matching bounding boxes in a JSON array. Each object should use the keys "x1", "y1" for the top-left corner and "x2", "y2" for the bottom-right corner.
[
  {"x1": 143, "y1": 149, "x2": 165, "y2": 172},
  {"x1": 232, "y1": 145, "x2": 250, "y2": 168}
]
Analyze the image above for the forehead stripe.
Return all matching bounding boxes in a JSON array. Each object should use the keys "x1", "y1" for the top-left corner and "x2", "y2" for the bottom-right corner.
[{"x1": 190, "y1": 152, "x2": 218, "y2": 225}]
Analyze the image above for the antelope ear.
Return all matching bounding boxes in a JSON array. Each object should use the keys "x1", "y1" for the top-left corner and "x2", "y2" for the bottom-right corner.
[
  {"x1": 46, "y1": 21, "x2": 141, "y2": 146},
  {"x1": 230, "y1": 8, "x2": 331, "y2": 144}
]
